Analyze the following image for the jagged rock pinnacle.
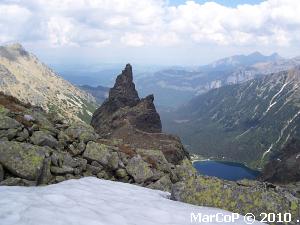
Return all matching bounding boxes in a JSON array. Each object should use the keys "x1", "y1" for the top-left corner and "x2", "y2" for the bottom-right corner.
[
  {"x1": 91, "y1": 64, "x2": 162, "y2": 136},
  {"x1": 91, "y1": 64, "x2": 188, "y2": 164},
  {"x1": 108, "y1": 64, "x2": 140, "y2": 111}
]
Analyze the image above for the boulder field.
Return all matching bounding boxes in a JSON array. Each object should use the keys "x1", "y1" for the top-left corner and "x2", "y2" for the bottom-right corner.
[{"x1": 0, "y1": 64, "x2": 299, "y2": 224}]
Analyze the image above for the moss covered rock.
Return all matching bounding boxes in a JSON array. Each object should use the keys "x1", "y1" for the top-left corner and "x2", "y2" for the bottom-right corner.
[
  {"x1": 147, "y1": 174, "x2": 172, "y2": 192},
  {"x1": 30, "y1": 131, "x2": 59, "y2": 149},
  {"x1": 0, "y1": 128, "x2": 18, "y2": 140},
  {"x1": 0, "y1": 115, "x2": 22, "y2": 130},
  {"x1": 83, "y1": 142, "x2": 112, "y2": 166},
  {"x1": 0, "y1": 141, "x2": 50, "y2": 181},
  {"x1": 171, "y1": 175, "x2": 300, "y2": 225},
  {"x1": 136, "y1": 149, "x2": 171, "y2": 173},
  {"x1": 65, "y1": 122, "x2": 97, "y2": 143},
  {"x1": 125, "y1": 155, "x2": 153, "y2": 183}
]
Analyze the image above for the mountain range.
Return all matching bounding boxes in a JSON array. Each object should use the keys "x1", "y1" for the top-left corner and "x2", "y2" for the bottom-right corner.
[
  {"x1": 136, "y1": 52, "x2": 300, "y2": 109},
  {"x1": 163, "y1": 67, "x2": 300, "y2": 170},
  {"x1": 0, "y1": 43, "x2": 97, "y2": 123}
]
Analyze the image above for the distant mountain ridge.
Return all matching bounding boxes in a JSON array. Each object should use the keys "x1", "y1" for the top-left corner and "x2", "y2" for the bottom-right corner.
[
  {"x1": 202, "y1": 52, "x2": 282, "y2": 71},
  {"x1": 137, "y1": 52, "x2": 300, "y2": 109},
  {"x1": 0, "y1": 43, "x2": 97, "y2": 123},
  {"x1": 163, "y1": 67, "x2": 300, "y2": 169}
]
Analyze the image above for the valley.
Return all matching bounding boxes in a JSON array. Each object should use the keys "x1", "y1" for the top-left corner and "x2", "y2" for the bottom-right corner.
[
  {"x1": 162, "y1": 68, "x2": 300, "y2": 170},
  {"x1": 2, "y1": 0, "x2": 300, "y2": 224}
]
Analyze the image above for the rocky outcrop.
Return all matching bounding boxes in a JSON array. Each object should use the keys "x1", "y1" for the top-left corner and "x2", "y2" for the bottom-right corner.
[
  {"x1": 91, "y1": 64, "x2": 188, "y2": 164},
  {"x1": 171, "y1": 160, "x2": 300, "y2": 225},
  {"x1": 0, "y1": 92, "x2": 186, "y2": 191},
  {"x1": 91, "y1": 64, "x2": 161, "y2": 135},
  {"x1": 0, "y1": 141, "x2": 50, "y2": 181},
  {"x1": 260, "y1": 138, "x2": 300, "y2": 184}
]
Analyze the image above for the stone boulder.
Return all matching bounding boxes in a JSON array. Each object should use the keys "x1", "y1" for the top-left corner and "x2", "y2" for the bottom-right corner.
[
  {"x1": 30, "y1": 131, "x2": 59, "y2": 149},
  {"x1": 83, "y1": 142, "x2": 113, "y2": 167},
  {"x1": 125, "y1": 155, "x2": 153, "y2": 183},
  {"x1": 50, "y1": 166, "x2": 74, "y2": 175},
  {"x1": 147, "y1": 175, "x2": 172, "y2": 192},
  {"x1": 0, "y1": 141, "x2": 50, "y2": 181},
  {"x1": 0, "y1": 115, "x2": 22, "y2": 130},
  {"x1": 65, "y1": 122, "x2": 98, "y2": 143}
]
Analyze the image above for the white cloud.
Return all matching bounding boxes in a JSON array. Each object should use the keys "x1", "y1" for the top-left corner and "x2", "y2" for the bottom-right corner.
[
  {"x1": 0, "y1": 0, "x2": 300, "y2": 50},
  {"x1": 121, "y1": 32, "x2": 145, "y2": 47},
  {"x1": 0, "y1": 4, "x2": 32, "y2": 42}
]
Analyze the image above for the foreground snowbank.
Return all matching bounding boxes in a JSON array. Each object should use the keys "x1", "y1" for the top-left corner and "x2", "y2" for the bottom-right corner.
[{"x1": 0, "y1": 177, "x2": 264, "y2": 225}]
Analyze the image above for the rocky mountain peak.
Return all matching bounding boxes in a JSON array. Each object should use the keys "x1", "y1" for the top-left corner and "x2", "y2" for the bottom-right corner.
[
  {"x1": 91, "y1": 65, "x2": 188, "y2": 164},
  {"x1": 0, "y1": 43, "x2": 29, "y2": 61},
  {"x1": 108, "y1": 63, "x2": 140, "y2": 111},
  {"x1": 91, "y1": 64, "x2": 161, "y2": 135},
  {"x1": 0, "y1": 44, "x2": 97, "y2": 122}
]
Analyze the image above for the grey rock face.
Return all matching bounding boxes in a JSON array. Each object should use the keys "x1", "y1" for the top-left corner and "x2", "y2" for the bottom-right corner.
[{"x1": 30, "y1": 131, "x2": 59, "y2": 149}]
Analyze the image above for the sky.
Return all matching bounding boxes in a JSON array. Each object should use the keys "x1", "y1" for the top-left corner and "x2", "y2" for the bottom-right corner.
[{"x1": 0, "y1": 0, "x2": 300, "y2": 66}]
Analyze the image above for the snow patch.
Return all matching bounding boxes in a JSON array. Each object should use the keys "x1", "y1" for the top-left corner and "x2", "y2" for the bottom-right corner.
[
  {"x1": 0, "y1": 177, "x2": 265, "y2": 225},
  {"x1": 263, "y1": 82, "x2": 289, "y2": 116}
]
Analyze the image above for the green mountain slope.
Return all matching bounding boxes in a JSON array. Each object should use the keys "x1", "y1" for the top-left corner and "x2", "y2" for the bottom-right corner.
[{"x1": 163, "y1": 67, "x2": 300, "y2": 168}]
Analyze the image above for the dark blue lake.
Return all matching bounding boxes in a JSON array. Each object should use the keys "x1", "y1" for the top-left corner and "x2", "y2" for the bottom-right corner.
[{"x1": 193, "y1": 160, "x2": 260, "y2": 181}]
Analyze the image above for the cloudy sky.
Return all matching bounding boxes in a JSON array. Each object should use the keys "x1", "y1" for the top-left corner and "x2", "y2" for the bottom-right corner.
[{"x1": 1, "y1": 0, "x2": 300, "y2": 66}]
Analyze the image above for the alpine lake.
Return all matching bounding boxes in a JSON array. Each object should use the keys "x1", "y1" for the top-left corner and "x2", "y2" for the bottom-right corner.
[{"x1": 193, "y1": 160, "x2": 260, "y2": 181}]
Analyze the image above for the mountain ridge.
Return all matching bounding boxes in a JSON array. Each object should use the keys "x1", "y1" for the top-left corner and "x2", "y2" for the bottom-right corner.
[
  {"x1": 0, "y1": 43, "x2": 97, "y2": 123},
  {"x1": 163, "y1": 67, "x2": 300, "y2": 169},
  {"x1": 136, "y1": 51, "x2": 296, "y2": 109}
]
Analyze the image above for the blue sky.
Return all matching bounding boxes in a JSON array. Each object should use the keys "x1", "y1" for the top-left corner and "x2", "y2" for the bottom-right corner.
[{"x1": 0, "y1": 0, "x2": 300, "y2": 66}]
